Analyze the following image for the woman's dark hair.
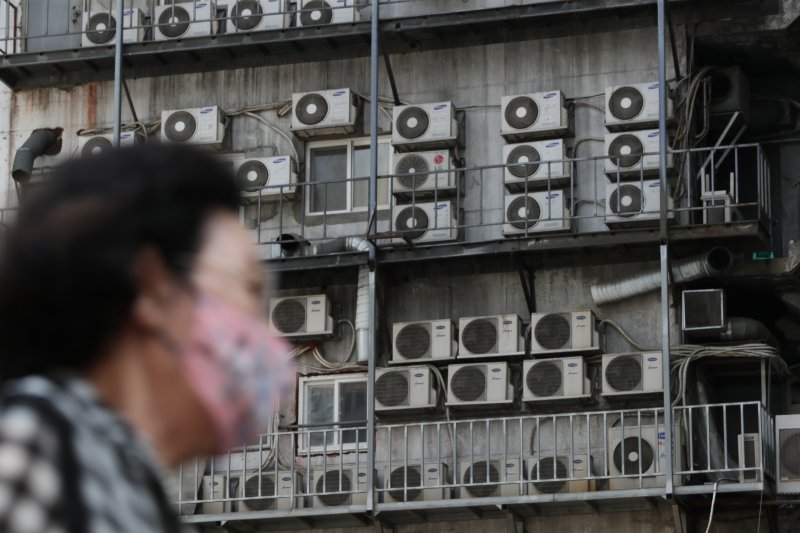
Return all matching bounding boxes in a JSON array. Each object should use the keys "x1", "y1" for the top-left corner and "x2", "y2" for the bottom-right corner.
[{"x1": 0, "y1": 143, "x2": 241, "y2": 379}]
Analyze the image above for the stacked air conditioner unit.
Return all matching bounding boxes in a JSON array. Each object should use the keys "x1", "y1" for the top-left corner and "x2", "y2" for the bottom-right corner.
[
  {"x1": 601, "y1": 352, "x2": 663, "y2": 397},
  {"x1": 503, "y1": 191, "x2": 570, "y2": 236},
  {"x1": 82, "y1": 6, "x2": 145, "y2": 47},
  {"x1": 291, "y1": 88, "x2": 359, "y2": 138},
  {"x1": 227, "y1": 0, "x2": 291, "y2": 34},
  {"x1": 268, "y1": 294, "x2": 334, "y2": 340},
  {"x1": 154, "y1": 2, "x2": 218, "y2": 40},
  {"x1": 392, "y1": 102, "x2": 459, "y2": 151},
  {"x1": 776, "y1": 415, "x2": 800, "y2": 493},
  {"x1": 312, "y1": 467, "x2": 370, "y2": 507},
  {"x1": 458, "y1": 315, "x2": 523, "y2": 357},
  {"x1": 503, "y1": 139, "x2": 569, "y2": 191},
  {"x1": 375, "y1": 366, "x2": 438, "y2": 413},
  {"x1": 529, "y1": 310, "x2": 599, "y2": 355},
  {"x1": 605, "y1": 82, "x2": 673, "y2": 131},
  {"x1": 391, "y1": 319, "x2": 456, "y2": 363},
  {"x1": 446, "y1": 362, "x2": 514, "y2": 407},
  {"x1": 604, "y1": 130, "x2": 673, "y2": 177},
  {"x1": 522, "y1": 357, "x2": 589, "y2": 402},
  {"x1": 238, "y1": 472, "x2": 302, "y2": 512},
  {"x1": 500, "y1": 91, "x2": 570, "y2": 141},
  {"x1": 384, "y1": 464, "x2": 449, "y2": 503},
  {"x1": 459, "y1": 458, "x2": 525, "y2": 499},
  {"x1": 233, "y1": 156, "x2": 298, "y2": 202},
  {"x1": 392, "y1": 150, "x2": 456, "y2": 198},
  {"x1": 160, "y1": 106, "x2": 228, "y2": 149},
  {"x1": 607, "y1": 423, "x2": 682, "y2": 490},
  {"x1": 528, "y1": 453, "x2": 594, "y2": 494},
  {"x1": 737, "y1": 433, "x2": 762, "y2": 483},
  {"x1": 77, "y1": 130, "x2": 139, "y2": 158},
  {"x1": 298, "y1": 0, "x2": 360, "y2": 27},
  {"x1": 604, "y1": 179, "x2": 674, "y2": 229},
  {"x1": 392, "y1": 201, "x2": 458, "y2": 244}
]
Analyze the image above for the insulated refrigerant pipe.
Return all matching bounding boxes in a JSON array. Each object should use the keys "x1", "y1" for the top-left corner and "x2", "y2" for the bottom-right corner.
[{"x1": 590, "y1": 247, "x2": 733, "y2": 306}]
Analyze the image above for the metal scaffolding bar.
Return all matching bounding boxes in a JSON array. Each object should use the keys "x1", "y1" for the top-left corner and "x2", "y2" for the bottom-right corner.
[{"x1": 112, "y1": 0, "x2": 125, "y2": 146}]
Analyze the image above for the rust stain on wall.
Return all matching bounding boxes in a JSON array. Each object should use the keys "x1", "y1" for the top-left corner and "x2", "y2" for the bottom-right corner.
[{"x1": 85, "y1": 83, "x2": 97, "y2": 128}]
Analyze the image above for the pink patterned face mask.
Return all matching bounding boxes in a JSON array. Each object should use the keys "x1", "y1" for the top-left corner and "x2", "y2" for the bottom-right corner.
[{"x1": 178, "y1": 297, "x2": 293, "y2": 453}]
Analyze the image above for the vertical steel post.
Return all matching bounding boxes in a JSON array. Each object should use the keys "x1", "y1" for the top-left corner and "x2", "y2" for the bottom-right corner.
[{"x1": 111, "y1": 0, "x2": 125, "y2": 146}]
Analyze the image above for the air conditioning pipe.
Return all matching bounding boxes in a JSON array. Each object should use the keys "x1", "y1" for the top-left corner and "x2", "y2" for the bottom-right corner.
[
  {"x1": 591, "y1": 247, "x2": 733, "y2": 306},
  {"x1": 12, "y1": 129, "x2": 62, "y2": 183}
]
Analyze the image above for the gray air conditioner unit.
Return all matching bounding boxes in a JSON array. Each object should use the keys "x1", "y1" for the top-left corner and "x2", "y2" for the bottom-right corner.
[
  {"x1": 503, "y1": 191, "x2": 571, "y2": 237},
  {"x1": 501, "y1": 91, "x2": 570, "y2": 142},
  {"x1": 375, "y1": 366, "x2": 438, "y2": 413},
  {"x1": 155, "y1": 2, "x2": 218, "y2": 40},
  {"x1": 459, "y1": 458, "x2": 525, "y2": 499},
  {"x1": 227, "y1": 0, "x2": 291, "y2": 34},
  {"x1": 238, "y1": 472, "x2": 302, "y2": 512},
  {"x1": 82, "y1": 7, "x2": 145, "y2": 47},
  {"x1": 268, "y1": 294, "x2": 334, "y2": 340},
  {"x1": 446, "y1": 362, "x2": 514, "y2": 406},
  {"x1": 608, "y1": 423, "x2": 683, "y2": 490},
  {"x1": 392, "y1": 102, "x2": 459, "y2": 151},
  {"x1": 605, "y1": 81, "x2": 673, "y2": 131},
  {"x1": 710, "y1": 66, "x2": 751, "y2": 128},
  {"x1": 233, "y1": 156, "x2": 298, "y2": 203},
  {"x1": 737, "y1": 433, "x2": 761, "y2": 483},
  {"x1": 530, "y1": 310, "x2": 599, "y2": 355},
  {"x1": 392, "y1": 201, "x2": 458, "y2": 244},
  {"x1": 528, "y1": 453, "x2": 594, "y2": 494},
  {"x1": 392, "y1": 150, "x2": 456, "y2": 199},
  {"x1": 681, "y1": 289, "x2": 726, "y2": 336},
  {"x1": 384, "y1": 463, "x2": 449, "y2": 503},
  {"x1": 298, "y1": 0, "x2": 360, "y2": 27},
  {"x1": 77, "y1": 130, "x2": 139, "y2": 158},
  {"x1": 605, "y1": 180, "x2": 674, "y2": 229},
  {"x1": 777, "y1": 415, "x2": 800, "y2": 493},
  {"x1": 391, "y1": 319, "x2": 456, "y2": 363},
  {"x1": 199, "y1": 475, "x2": 236, "y2": 514},
  {"x1": 503, "y1": 139, "x2": 569, "y2": 191},
  {"x1": 312, "y1": 467, "x2": 370, "y2": 507},
  {"x1": 291, "y1": 88, "x2": 358, "y2": 138},
  {"x1": 601, "y1": 352, "x2": 663, "y2": 397},
  {"x1": 522, "y1": 357, "x2": 590, "y2": 402},
  {"x1": 160, "y1": 106, "x2": 227, "y2": 149},
  {"x1": 458, "y1": 314, "x2": 523, "y2": 357},
  {"x1": 604, "y1": 130, "x2": 673, "y2": 177}
]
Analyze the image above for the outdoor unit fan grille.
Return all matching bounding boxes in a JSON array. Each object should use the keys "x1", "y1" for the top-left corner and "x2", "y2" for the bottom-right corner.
[
  {"x1": 608, "y1": 134, "x2": 644, "y2": 169},
  {"x1": 316, "y1": 471, "x2": 351, "y2": 507},
  {"x1": 295, "y1": 93, "x2": 329, "y2": 125},
  {"x1": 395, "y1": 154, "x2": 430, "y2": 189},
  {"x1": 86, "y1": 13, "x2": 117, "y2": 44},
  {"x1": 781, "y1": 429, "x2": 800, "y2": 480},
  {"x1": 231, "y1": 1, "x2": 264, "y2": 30},
  {"x1": 609, "y1": 86, "x2": 645, "y2": 121},
  {"x1": 236, "y1": 160, "x2": 270, "y2": 191},
  {"x1": 464, "y1": 462, "x2": 500, "y2": 498},
  {"x1": 300, "y1": 0, "x2": 334, "y2": 26},
  {"x1": 451, "y1": 366, "x2": 486, "y2": 402},
  {"x1": 605, "y1": 355, "x2": 642, "y2": 392},
  {"x1": 609, "y1": 184, "x2": 644, "y2": 218},
  {"x1": 526, "y1": 361, "x2": 562, "y2": 398},
  {"x1": 506, "y1": 144, "x2": 541, "y2": 178},
  {"x1": 395, "y1": 324, "x2": 431, "y2": 360},
  {"x1": 507, "y1": 196, "x2": 542, "y2": 231},
  {"x1": 375, "y1": 372, "x2": 409, "y2": 408},
  {"x1": 395, "y1": 207, "x2": 429, "y2": 240},
  {"x1": 613, "y1": 436, "x2": 655, "y2": 475},
  {"x1": 242, "y1": 475, "x2": 276, "y2": 511},
  {"x1": 81, "y1": 137, "x2": 113, "y2": 158},
  {"x1": 164, "y1": 111, "x2": 198, "y2": 143},
  {"x1": 158, "y1": 6, "x2": 191, "y2": 38},
  {"x1": 505, "y1": 96, "x2": 539, "y2": 130},
  {"x1": 272, "y1": 299, "x2": 306, "y2": 333},
  {"x1": 388, "y1": 467, "x2": 422, "y2": 502},
  {"x1": 461, "y1": 319, "x2": 498, "y2": 354},
  {"x1": 534, "y1": 314, "x2": 572, "y2": 350},
  {"x1": 531, "y1": 457, "x2": 568, "y2": 494},
  {"x1": 396, "y1": 107, "x2": 430, "y2": 139}
]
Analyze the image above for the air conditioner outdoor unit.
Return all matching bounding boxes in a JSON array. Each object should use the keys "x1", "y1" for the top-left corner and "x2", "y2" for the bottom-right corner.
[
  {"x1": 604, "y1": 130, "x2": 673, "y2": 177},
  {"x1": 227, "y1": 0, "x2": 290, "y2": 34},
  {"x1": 710, "y1": 66, "x2": 751, "y2": 128},
  {"x1": 298, "y1": 0, "x2": 359, "y2": 27},
  {"x1": 522, "y1": 357, "x2": 590, "y2": 402},
  {"x1": 384, "y1": 463, "x2": 449, "y2": 503},
  {"x1": 77, "y1": 130, "x2": 139, "y2": 158},
  {"x1": 238, "y1": 472, "x2": 302, "y2": 512},
  {"x1": 268, "y1": 294, "x2": 334, "y2": 339},
  {"x1": 392, "y1": 201, "x2": 458, "y2": 244},
  {"x1": 459, "y1": 458, "x2": 525, "y2": 499},
  {"x1": 528, "y1": 453, "x2": 594, "y2": 494},
  {"x1": 608, "y1": 423, "x2": 682, "y2": 490},
  {"x1": 737, "y1": 433, "x2": 762, "y2": 483},
  {"x1": 777, "y1": 414, "x2": 800, "y2": 493},
  {"x1": 601, "y1": 352, "x2": 663, "y2": 397},
  {"x1": 458, "y1": 315, "x2": 523, "y2": 357},
  {"x1": 199, "y1": 475, "x2": 235, "y2": 514},
  {"x1": 82, "y1": 7, "x2": 145, "y2": 47},
  {"x1": 233, "y1": 156, "x2": 298, "y2": 203},
  {"x1": 530, "y1": 310, "x2": 599, "y2": 355},
  {"x1": 154, "y1": 2, "x2": 218, "y2": 40},
  {"x1": 681, "y1": 289, "x2": 726, "y2": 336},
  {"x1": 392, "y1": 102, "x2": 458, "y2": 151},
  {"x1": 375, "y1": 366, "x2": 438, "y2": 413},
  {"x1": 503, "y1": 191, "x2": 571, "y2": 237},
  {"x1": 503, "y1": 139, "x2": 569, "y2": 191},
  {"x1": 392, "y1": 319, "x2": 456, "y2": 363},
  {"x1": 392, "y1": 150, "x2": 456, "y2": 198},
  {"x1": 604, "y1": 180, "x2": 674, "y2": 229},
  {"x1": 500, "y1": 91, "x2": 570, "y2": 141},
  {"x1": 291, "y1": 88, "x2": 358, "y2": 138},
  {"x1": 605, "y1": 81, "x2": 673, "y2": 131},
  {"x1": 160, "y1": 106, "x2": 227, "y2": 148},
  {"x1": 446, "y1": 362, "x2": 514, "y2": 406},
  {"x1": 312, "y1": 467, "x2": 370, "y2": 507}
]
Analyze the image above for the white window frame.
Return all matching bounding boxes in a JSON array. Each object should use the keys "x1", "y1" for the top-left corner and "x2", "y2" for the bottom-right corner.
[
  {"x1": 304, "y1": 135, "x2": 392, "y2": 216},
  {"x1": 297, "y1": 373, "x2": 369, "y2": 454}
]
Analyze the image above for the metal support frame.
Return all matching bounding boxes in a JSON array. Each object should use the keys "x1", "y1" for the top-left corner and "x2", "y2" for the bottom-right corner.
[
  {"x1": 515, "y1": 256, "x2": 536, "y2": 315},
  {"x1": 111, "y1": 0, "x2": 124, "y2": 146},
  {"x1": 378, "y1": 31, "x2": 401, "y2": 107}
]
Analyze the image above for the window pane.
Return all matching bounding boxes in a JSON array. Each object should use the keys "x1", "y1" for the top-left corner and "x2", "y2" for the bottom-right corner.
[
  {"x1": 352, "y1": 144, "x2": 391, "y2": 209},
  {"x1": 305, "y1": 384, "x2": 334, "y2": 447},
  {"x1": 309, "y1": 146, "x2": 348, "y2": 213},
  {"x1": 339, "y1": 381, "x2": 367, "y2": 445}
]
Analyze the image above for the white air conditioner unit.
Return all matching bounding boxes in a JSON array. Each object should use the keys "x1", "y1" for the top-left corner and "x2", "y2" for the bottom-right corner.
[
  {"x1": 605, "y1": 81, "x2": 673, "y2": 131},
  {"x1": 392, "y1": 319, "x2": 456, "y2": 363},
  {"x1": 605, "y1": 130, "x2": 673, "y2": 177},
  {"x1": 291, "y1": 88, "x2": 358, "y2": 138},
  {"x1": 298, "y1": 0, "x2": 359, "y2": 27},
  {"x1": 200, "y1": 475, "x2": 235, "y2": 514},
  {"x1": 608, "y1": 423, "x2": 682, "y2": 490},
  {"x1": 82, "y1": 7, "x2": 145, "y2": 47},
  {"x1": 392, "y1": 150, "x2": 456, "y2": 198},
  {"x1": 268, "y1": 294, "x2": 334, "y2": 339},
  {"x1": 503, "y1": 139, "x2": 569, "y2": 191},
  {"x1": 160, "y1": 106, "x2": 227, "y2": 148},
  {"x1": 238, "y1": 472, "x2": 301, "y2": 512},
  {"x1": 375, "y1": 366, "x2": 438, "y2": 413},
  {"x1": 530, "y1": 310, "x2": 599, "y2": 355},
  {"x1": 227, "y1": 0, "x2": 290, "y2": 34},
  {"x1": 503, "y1": 190, "x2": 570, "y2": 236},
  {"x1": 522, "y1": 357, "x2": 589, "y2": 402},
  {"x1": 604, "y1": 180, "x2": 674, "y2": 229},
  {"x1": 459, "y1": 458, "x2": 525, "y2": 499},
  {"x1": 154, "y1": 2, "x2": 218, "y2": 40},
  {"x1": 392, "y1": 201, "x2": 458, "y2": 244},
  {"x1": 446, "y1": 362, "x2": 514, "y2": 406},
  {"x1": 233, "y1": 156, "x2": 298, "y2": 203},
  {"x1": 392, "y1": 102, "x2": 458, "y2": 151},
  {"x1": 501, "y1": 91, "x2": 570, "y2": 141},
  {"x1": 312, "y1": 467, "x2": 370, "y2": 507},
  {"x1": 528, "y1": 453, "x2": 594, "y2": 494},
  {"x1": 777, "y1": 415, "x2": 800, "y2": 493},
  {"x1": 77, "y1": 130, "x2": 138, "y2": 158},
  {"x1": 384, "y1": 463, "x2": 449, "y2": 503},
  {"x1": 458, "y1": 315, "x2": 523, "y2": 357},
  {"x1": 737, "y1": 433, "x2": 761, "y2": 483},
  {"x1": 601, "y1": 352, "x2": 663, "y2": 397}
]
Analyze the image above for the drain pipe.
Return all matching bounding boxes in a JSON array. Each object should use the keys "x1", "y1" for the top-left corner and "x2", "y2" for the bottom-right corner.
[
  {"x1": 11, "y1": 129, "x2": 62, "y2": 183},
  {"x1": 591, "y1": 247, "x2": 733, "y2": 306}
]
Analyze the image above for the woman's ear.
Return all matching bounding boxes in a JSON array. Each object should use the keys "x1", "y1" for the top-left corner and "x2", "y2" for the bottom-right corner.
[{"x1": 130, "y1": 246, "x2": 183, "y2": 332}]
